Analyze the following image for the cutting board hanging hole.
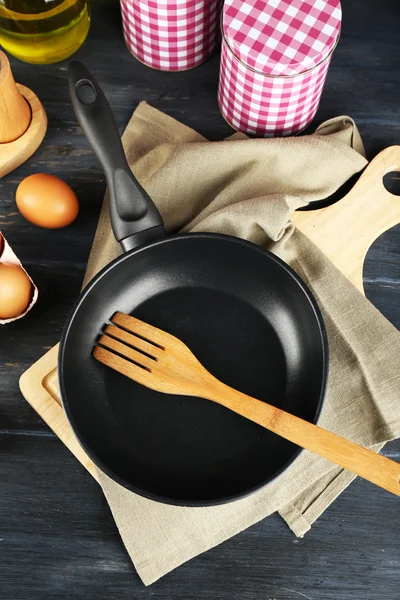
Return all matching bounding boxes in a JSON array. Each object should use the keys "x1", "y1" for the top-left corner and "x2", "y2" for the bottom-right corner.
[{"x1": 383, "y1": 171, "x2": 400, "y2": 196}]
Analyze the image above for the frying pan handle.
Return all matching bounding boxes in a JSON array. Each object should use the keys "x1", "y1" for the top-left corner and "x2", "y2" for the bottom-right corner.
[{"x1": 68, "y1": 61, "x2": 165, "y2": 252}]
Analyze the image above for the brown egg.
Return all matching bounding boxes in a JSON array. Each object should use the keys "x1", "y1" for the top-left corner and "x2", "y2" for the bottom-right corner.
[
  {"x1": 16, "y1": 174, "x2": 79, "y2": 229},
  {"x1": 0, "y1": 263, "x2": 32, "y2": 319}
]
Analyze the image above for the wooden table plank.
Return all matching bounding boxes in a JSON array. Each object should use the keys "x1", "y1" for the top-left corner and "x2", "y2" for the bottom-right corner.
[{"x1": 0, "y1": 435, "x2": 398, "y2": 600}]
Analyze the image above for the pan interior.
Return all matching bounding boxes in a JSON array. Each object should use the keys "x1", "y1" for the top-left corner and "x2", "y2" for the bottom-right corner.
[{"x1": 60, "y1": 235, "x2": 326, "y2": 505}]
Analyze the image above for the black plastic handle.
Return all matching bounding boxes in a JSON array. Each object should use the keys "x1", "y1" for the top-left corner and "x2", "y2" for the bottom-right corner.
[{"x1": 68, "y1": 61, "x2": 165, "y2": 251}]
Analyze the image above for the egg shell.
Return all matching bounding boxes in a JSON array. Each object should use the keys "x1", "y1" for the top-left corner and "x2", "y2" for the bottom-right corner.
[{"x1": 0, "y1": 231, "x2": 38, "y2": 324}]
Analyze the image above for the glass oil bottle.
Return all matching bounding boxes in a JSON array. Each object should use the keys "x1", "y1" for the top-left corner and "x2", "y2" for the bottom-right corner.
[{"x1": 0, "y1": 0, "x2": 90, "y2": 64}]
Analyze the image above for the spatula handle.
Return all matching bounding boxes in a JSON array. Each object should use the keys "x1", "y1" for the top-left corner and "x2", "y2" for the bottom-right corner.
[{"x1": 207, "y1": 383, "x2": 400, "y2": 496}]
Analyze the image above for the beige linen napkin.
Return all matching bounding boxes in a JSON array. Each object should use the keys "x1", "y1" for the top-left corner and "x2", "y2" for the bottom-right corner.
[{"x1": 79, "y1": 103, "x2": 400, "y2": 585}]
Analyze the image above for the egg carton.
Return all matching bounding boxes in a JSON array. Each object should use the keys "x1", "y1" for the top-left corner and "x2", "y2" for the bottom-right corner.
[{"x1": 0, "y1": 232, "x2": 38, "y2": 324}]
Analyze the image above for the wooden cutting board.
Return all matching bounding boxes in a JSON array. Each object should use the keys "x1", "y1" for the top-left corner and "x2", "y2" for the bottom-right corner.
[{"x1": 19, "y1": 146, "x2": 400, "y2": 481}]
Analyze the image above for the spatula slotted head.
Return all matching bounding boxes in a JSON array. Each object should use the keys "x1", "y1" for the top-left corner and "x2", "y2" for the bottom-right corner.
[{"x1": 94, "y1": 312, "x2": 211, "y2": 396}]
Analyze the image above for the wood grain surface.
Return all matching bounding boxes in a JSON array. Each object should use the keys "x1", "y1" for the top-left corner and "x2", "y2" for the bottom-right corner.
[
  {"x1": 292, "y1": 146, "x2": 400, "y2": 293},
  {"x1": 0, "y1": 0, "x2": 399, "y2": 598}
]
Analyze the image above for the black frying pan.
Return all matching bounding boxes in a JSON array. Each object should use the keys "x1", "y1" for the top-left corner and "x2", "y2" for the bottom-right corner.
[{"x1": 59, "y1": 62, "x2": 328, "y2": 506}]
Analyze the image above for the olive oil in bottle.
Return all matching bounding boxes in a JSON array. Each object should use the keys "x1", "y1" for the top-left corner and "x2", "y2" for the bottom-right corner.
[{"x1": 0, "y1": 0, "x2": 90, "y2": 64}]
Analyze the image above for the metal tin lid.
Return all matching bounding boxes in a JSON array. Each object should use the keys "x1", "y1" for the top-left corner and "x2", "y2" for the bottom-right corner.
[{"x1": 222, "y1": 0, "x2": 342, "y2": 76}]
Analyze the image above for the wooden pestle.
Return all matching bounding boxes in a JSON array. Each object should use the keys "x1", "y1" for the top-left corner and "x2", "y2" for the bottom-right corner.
[{"x1": 0, "y1": 50, "x2": 32, "y2": 143}]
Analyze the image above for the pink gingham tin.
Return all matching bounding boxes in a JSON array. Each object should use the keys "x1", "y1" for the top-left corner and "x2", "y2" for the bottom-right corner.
[
  {"x1": 120, "y1": 0, "x2": 223, "y2": 71},
  {"x1": 218, "y1": 0, "x2": 342, "y2": 137}
]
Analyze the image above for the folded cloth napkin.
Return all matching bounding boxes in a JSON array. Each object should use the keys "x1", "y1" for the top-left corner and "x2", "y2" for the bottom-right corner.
[{"x1": 79, "y1": 103, "x2": 400, "y2": 585}]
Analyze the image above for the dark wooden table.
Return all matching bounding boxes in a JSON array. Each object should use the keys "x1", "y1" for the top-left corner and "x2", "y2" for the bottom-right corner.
[{"x1": 1, "y1": 1, "x2": 399, "y2": 598}]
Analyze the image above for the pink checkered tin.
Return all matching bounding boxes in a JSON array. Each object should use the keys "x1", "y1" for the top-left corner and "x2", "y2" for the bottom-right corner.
[
  {"x1": 120, "y1": 0, "x2": 224, "y2": 71},
  {"x1": 218, "y1": 0, "x2": 342, "y2": 137}
]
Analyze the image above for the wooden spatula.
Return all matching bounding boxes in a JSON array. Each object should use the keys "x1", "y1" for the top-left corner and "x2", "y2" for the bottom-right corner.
[{"x1": 93, "y1": 312, "x2": 400, "y2": 497}]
